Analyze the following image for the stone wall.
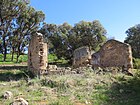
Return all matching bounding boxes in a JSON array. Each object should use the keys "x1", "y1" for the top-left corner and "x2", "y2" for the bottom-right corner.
[
  {"x1": 28, "y1": 33, "x2": 48, "y2": 76},
  {"x1": 73, "y1": 46, "x2": 93, "y2": 68},
  {"x1": 91, "y1": 39, "x2": 133, "y2": 70}
]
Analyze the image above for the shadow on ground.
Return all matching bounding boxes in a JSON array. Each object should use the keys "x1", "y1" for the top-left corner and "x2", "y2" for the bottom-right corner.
[
  {"x1": 106, "y1": 72, "x2": 140, "y2": 105},
  {"x1": 0, "y1": 66, "x2": 34, "y2": 81},
  {"x1": 0, "y1": 65, "x2": 27, "y2": 70}
]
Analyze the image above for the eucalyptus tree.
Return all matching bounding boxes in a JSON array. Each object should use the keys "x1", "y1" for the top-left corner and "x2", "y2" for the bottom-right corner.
[
  {"x1": 73, "y1": 20, "x2": 107, "y2": 52},
  {"x1": 56, "y1": 23, "x2": 73, "y2": 59},
  {"x1": 40, "y1": 23, "x2": 73, "y2": 62},
  {"x1": 13, "y1": 5, "x2": 45, "y2": 62},
  {"x1": 124, "y1": 24, "x2": 140, "y2": 58},
  {"x1": 41, "y1": 20, "x2": 107, "y2": 64},
  {"x1": 0, "y1": 0, "x2": 21, "y2": 61},
  {"x1": 40, "y1": 23, "x2": 59, "y2": 54},
  {"x1": 0, "y1": 0, "x2": 45, "y2": 62}
]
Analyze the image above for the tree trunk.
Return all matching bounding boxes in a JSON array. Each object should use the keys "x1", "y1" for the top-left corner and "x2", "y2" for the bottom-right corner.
[
  {"x1": 11, "y1": 47, "x2": 15, "y2": 61},
  {"x1": 16, "y1": 46, "x2": 21, "y2": 63},
  {"x1": 3, "y1": 37, "x2": 7, "y2": 62},
  {"x1": 16, "y1": 53, "x2": 20, "y2": 63},
  {"x1": 3, "y1": 47, "x2": 7, "y2": 62}
]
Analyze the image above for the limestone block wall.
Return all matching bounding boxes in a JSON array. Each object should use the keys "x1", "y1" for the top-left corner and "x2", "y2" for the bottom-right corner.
[
  {"x1": 73, "y1": 46, "x2": 93, "y2": 68},
  {"x1": 28, "y1": 33, "x2": 48, "y2": 76},
  {"x1": 91, "y1": 39, "x2": 133, "y2": 70}
]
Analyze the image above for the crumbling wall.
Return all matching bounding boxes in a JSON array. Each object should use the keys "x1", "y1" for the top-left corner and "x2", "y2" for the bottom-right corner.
[
  {"x1": 28, "y1": 32, "x2": 48, "y2": 76},
  {"x1": 73, "y1": 46, "x2": 93, "y2": 68},
  {"x1": 91, "y1": 39, "x2": 133, "y2": 70}
]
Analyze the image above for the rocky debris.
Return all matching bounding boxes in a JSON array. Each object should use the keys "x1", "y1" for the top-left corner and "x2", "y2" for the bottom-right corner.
[
  {"x1": 47, "y1": 65, "x2": 57, "y2": 70},
  {"x1": 46, "y1": 66, "x2": 78, "y2": 75},
  {"x1": 93, "y1": 67, "x2": 122, "y2": 75},
  {"x1": 85, "y1": 100, "x2": 91, "y2": 104},
  {"x1": 0, "y1": 83, "x2": 6, "y2": 86},
  {"x1": 65, "y1": 67, "x2": 72, "y2": 71},
  {"x1": 41, "y1": 65, "x2": 129, "y2": 76},
  {"x1": 48, "y1": 69, "x2": 64, "y2": 75},
  {"x1": 2, "y1": 91, "x2": 13, "y2": 99},
  {"x1": 65, "y1": 79, "x2": 76, "y2": 88},
  {"x1": 11, "y1": 98, "x2": 28, "y2": 105},
  {"x1": 41, "y1": 65, "x2": 108, "y2": 76}
]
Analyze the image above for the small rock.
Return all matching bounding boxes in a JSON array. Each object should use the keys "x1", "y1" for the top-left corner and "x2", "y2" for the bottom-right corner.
[
  {"x1": 3, "y1": 91, "x2": 13, "y2": 99},
  {"x1": 85, "y1": 100, "x2": 91, "y2": 104},
  {"x1": 47, "y1": 65, "x2": 57, "y2": 70},
  {"x1": 65, "y1": 67, "x2": 72, "y2": 70},
  {"x1": 11, "y1": 98, "x2": 28, "y2": 105},
  {"x1": 0, "y1": 83, "x2": 6, "y2": 86}
]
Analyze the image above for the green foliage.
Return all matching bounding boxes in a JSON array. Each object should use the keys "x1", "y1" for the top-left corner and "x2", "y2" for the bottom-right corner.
[
  {"x1": 41, "y1": 79, "x2": 69, "y2": 92},
  {"x1": 125, "y1": 24, "x2": 140, "y2": 58},
  {"x1": 133, "y1": 58, "x2": 140, "y2": 69},
  {"x1": 0, "y1": 66, "x2": 140, "y2": 105},
  {"x1": 48, "y1": 54, "x2": 58, "y2": 63},
  {"x1": 0, "y1": 0, "x2": 45, "y2": 62},
  {"x1": 107, "y1": 71, "x2": 140, "y2": 105},
  {"x1": 40, "y1": 20, "x2": 107, "y2": 64},
  {"x1": 0, "y1": 54, "x2": 68, "y2": 66},
  {"x1": 0, "y1": 54, "x2": 28, "y2": 63}
]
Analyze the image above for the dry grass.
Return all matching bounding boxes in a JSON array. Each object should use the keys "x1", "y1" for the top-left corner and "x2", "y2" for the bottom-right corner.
[{"x1": 0, "y1": 66, "x2": 140, "y2": 105}]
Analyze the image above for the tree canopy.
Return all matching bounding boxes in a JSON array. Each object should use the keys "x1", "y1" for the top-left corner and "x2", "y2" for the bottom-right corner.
[
  {"x1": 1, "y1": 1, "x2": 108, "y2": 64},
  {"x1": 124, "y1": 24, "x2": 140, "y2": 58},
  {"x1": 40, "y1": 20, "x2": 107, "y2": 63},
  {"x1": 0, "y1": 0, "x2": 45, "y2": 62}
]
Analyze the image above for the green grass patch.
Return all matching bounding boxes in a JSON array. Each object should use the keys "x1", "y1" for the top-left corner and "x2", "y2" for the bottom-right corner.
[
  {"x1": 0, "y1": 53, "x2": 68, "y2": 66},
  {"x1": 0, "y1": 54, "x2": 28, "y2": 63},
  {"x1": 0, "y1": 66, "x2": 140, "y2": 105},
  {"x1": 133, "y1": 58, "x2": 140, "y2": 69}
]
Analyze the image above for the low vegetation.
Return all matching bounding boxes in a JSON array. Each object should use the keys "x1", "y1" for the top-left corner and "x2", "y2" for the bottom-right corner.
[
  {"x1": 0, "y1": 66, "x2": 140, "y2": 105},
  {"x1": 0, "y1": 54, "x2": 28, "y2": 64},
  {"x1": 133, "y1": 58, "x2": 140, "y2": 69},
  {"x1": 0, "y1": 54, "x2": 68, "y2": 66}
]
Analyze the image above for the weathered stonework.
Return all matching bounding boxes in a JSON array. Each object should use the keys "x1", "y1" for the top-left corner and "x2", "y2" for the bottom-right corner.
[
  {"x1": 73, "y1": 46, "x2": 93, "y2": 68},
  {"x1": 91, "y1": 39, "x2": 133, "y2": 71},
  {"x1": 28, "y1": 32, "x2": 48, "y2": 76}
]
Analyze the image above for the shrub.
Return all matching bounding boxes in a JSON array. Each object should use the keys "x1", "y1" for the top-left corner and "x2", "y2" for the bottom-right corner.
[{"x1": 133, "y1": 58, "x2": 140, "y2": 69}]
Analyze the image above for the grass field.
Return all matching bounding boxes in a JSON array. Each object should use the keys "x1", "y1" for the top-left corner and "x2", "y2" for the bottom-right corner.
[
  {"x1": 0, "y1": 54, "x2": 28, "y2": 64},
  {"x1": 0, "y1": 54, "x2": 140, "y2": 104},
  {"x1": 0, "y1": 54, "x2": 68, "y2": 66},
  {"x1": 0, "y1": 66, "x2": 140, "y2": 105}
]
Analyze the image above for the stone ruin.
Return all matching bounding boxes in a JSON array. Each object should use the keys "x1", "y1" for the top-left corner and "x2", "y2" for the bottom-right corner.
[
  {"x1": 73, "y1": 46, "x2": 93, "y2": 68},
  {"x1": 28, "y1": 33, "x2": 133, "y2": 76},
  {"x1": 28, "y1": 32, "x2": 76, "y2": 76},
  {"x1": 90, "y1": 39, "x2": 133, "y2": 71},
  {"x1": 73, "y1": 39, "x2": 133, "y2": 72},
  {"x1": 28, "y1": 32, "x2": 48, "y2": 76}
]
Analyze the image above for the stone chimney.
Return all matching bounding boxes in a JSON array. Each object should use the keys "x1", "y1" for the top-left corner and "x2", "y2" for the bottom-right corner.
[{"x1": 28, "y1": 32, "x2": 48, "y2": 76}]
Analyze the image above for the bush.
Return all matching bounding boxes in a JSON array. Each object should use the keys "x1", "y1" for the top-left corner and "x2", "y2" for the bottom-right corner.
[{"x1": 133, "y1": 58, "x2": 140, "y2": 69}]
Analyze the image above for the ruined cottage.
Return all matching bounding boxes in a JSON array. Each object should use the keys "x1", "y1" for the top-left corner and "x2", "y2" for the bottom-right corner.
[
  {"x1": 73, "y1": 46, "x2": 93, "y2": 68},
  {"x1": 91, "y1": 39, "x2": 133, "y2": 70},
  {"x1": 28, "y1": 32, "x2": 48, "y2": 76}
]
